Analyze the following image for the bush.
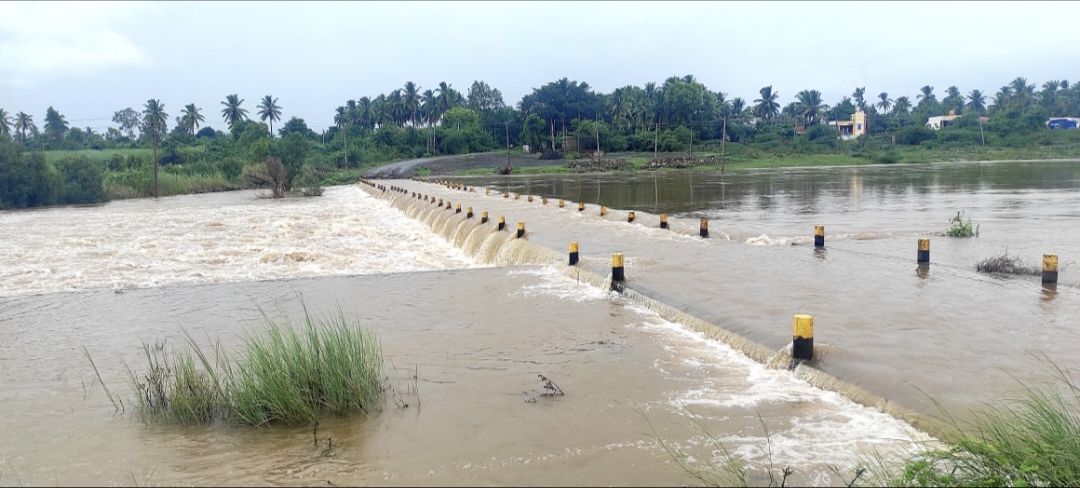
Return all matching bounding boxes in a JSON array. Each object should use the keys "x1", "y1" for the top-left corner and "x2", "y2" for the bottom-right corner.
[
  {"x1": 946, "y1": 210, "x2": 978, "y2": 237},
  {"x1": 54, "y1": 155, "x2": 107, "y2": 204},
  {"x1": 539, "y1": 150, "x2": 564, "y2": 160},
  {"x1": 291, "y1": 165, "x2": 324, "y2": 197},
  {"x1": 896, "y1": 126, "x2": 938, "y2": 145}
]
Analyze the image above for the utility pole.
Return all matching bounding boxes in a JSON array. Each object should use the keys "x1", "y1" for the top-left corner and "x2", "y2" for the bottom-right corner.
[
  {"x1": 653, "y1": 120, "x2": 659, "y2": 160},
  {"x1": 505, "y1": 122, "x2": 510, "y2": 168},
  {"x1": 720, "y1": 116, "x2": 727, "y2": 173},
  {"x1": 550, "y1": 119, "x2": 555, "y2": 152},
  {"x1": 689, "y1": 123, "x2": 693, "y2": 158},
  {"x1": 978, "y1": 115, "x2": 986, "y2": 146},
  {"x1": 595, "y1": 114, "x2": 600, "y2": 163}
]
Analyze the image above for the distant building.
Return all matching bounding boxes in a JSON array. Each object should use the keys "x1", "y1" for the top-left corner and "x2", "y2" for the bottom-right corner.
[
  {"x1": 829, "y1": 111, "x2": 867, "y2": 140},
  {"x1": 1047, "y1": 117, "x2": 1080, "y2": 130},
  {"x1": 926, "y1": 110, "x2": 988, "y2": 130}
]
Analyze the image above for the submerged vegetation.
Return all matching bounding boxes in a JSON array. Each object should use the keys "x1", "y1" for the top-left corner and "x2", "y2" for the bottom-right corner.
[
  {"x1": 976, "y1": 249, "x2": 1042, "y2": 275},
  {"x1": 93, "y1": 304, "x2": 384, "y2": 426},
  {"x1": 946, "y1": 211, "x2": 979, "y2": 237}
]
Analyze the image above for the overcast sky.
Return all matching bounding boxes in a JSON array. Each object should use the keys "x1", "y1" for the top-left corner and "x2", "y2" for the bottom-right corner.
[{"x1": 2, "y1": 1, "x2": 1076, "y2": 133}]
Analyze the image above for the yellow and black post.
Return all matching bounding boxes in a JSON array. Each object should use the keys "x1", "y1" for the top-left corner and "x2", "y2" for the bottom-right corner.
[
  {"x1": 455, "y1": 204, "x2": 462, "y2": 214},
  {"x1": 466, "y1": 207, "x2": 473, "y2": 218},
  {"x1": 515, "y1": 193, "x2": 520, "y2": 200},
  {"x1": 700, "y1": 219, "x2": 709, "y2": 238},
  {"x1": 446, "y1": 201, "x2": 452, "y2": 210},
  {"x1": 438, "y1": 198, "x2": 443, "y2": 206},
  {"x1": 628, "y1": 211, "x2": 635, "y2": 223},
  {"x1": 793, "y1": 314, "x2": 814, "y2": 360},
  {"x1": 1043, "y1": 254, "x2": 1059, "y2": 284},
  {"x1": 498, "y1": 216, "x2": 506, "y2": 231},
  {"x1": 660, "y1": 214, "x2": 668, "y2": 229},
  {"x1": 486, "y1": 189, "x2": 491, "y2": 195},
  {"x1": 516, "y1": 222, "x2": 525, "y2": 238},
  {"x1": 559, "y1": 199, "x2": 565, "y2": 208},
  {"x1": 578, "y1": 202, "x2": 585, "y2": 211},
  {"x1": 569, "y1": 242, "x2": 579, "y2": 266},
  {"x1": 504, "y1": 192, "x2": 509, "y2": 198},
  {"x1": 601, "y1": 206, "x2": 607, "y2": 216},
  {"x1": 918, "y1": 238, "x2": 930, "y2": 264},
  {"x1": 528, "y1": 195, "x2": 533, "y2": 202},
  {"x1": 814, "y1": 225, "x2": 825, "y2": 247},
  {"x1": 612, "y1": 253, "x2": 625, "y2": 282},
  {"x1": 542, "y1": 197, "x2": 548, "y2": 205},
  {"x1": 481, "y1": 211, "x2": 489, "y2": 224}
]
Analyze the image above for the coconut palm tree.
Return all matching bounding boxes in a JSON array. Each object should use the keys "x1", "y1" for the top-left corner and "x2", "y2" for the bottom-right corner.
[
  {"x1": 388, "y1": 89, "x2": 405, "y2": 127},
  {"x1": 917, "y1": 85, "x2": 936, "y2": 104},
  {"x1": 14, "y1": 112, "x2": 34, "y2": 143},
  {"x1": 372, "y1": 95, "x2": 389, "y2": 128},
  {"x1": 403, "y1": 81, "x2": 421, "y2": 127},
  {"x1": 180, "y1": 103, "x2": 204, "y2": 138},
  {"x1": 1009, "y1": 77, "x2": 1035, "y2": 108},
  {"x1": 876, "y1": 92, "x2": 893, "y2": 115},
  {"x1": 334, "y1": 106, "x2": 349, "y2": 168},
  {"x1": 142, "y1": 99, "x2": 168, "y2": 198},
  {"x1": 357, "y1": 97, "x2": 373, "y2": 130},
  {"x1": 753, "y1": 86, "x2": 780, "y2": 121},
  {"x1": 257, "y1": 95, "x2": 282, "y2": 136},
  {"x1": 220, "y1": 94, "x2": 248, "y2": 130},
  {"x1": 966, "y1": 90, "x2": 987, "y2": 114},
  {"x1": 0, "y1": 108, "x2": 11, "y2": 139},
  {"x1": 893, "y1": 96, "x2": 912, "y2": 115},
  {"x1": 797, "y1": 89, "x2": 824, "y2": 125},
  {"x1": 421, "y1": 89, "x2": 438, "y2": 152},
  {"x1": 990, "y1": 87, "x2": 1011, "y2": 113},
  {"x1": 345, "y1": 99, "x2": 359, "y2": 126}
]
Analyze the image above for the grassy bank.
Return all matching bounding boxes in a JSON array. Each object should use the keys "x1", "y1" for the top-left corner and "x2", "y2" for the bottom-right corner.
[
  {"x1": 96, "y1": 305, "x2": 384, "y2": 426},
  {"x1": 449, "y1": 145, "x2": 1080, "y2": 177}
]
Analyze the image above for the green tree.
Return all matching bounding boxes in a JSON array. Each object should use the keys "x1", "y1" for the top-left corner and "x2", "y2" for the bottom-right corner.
[
  {"x1": 15, "y1": 112, "x2": 35, "y2": 143},
  {"x1": 257, "y1": 95, "x2": 282, "y2": 136},
  {"x1": 797, "y1": 89, "x2": 824, "y2": 125},
  {"x1": 220, "y1": 94, "x2": 248, "y2": 130},
  {"x1": 753, "y1": 86, "x2": 780, "y2": 121},
  {"x1": 876, "y1": 92, "x2": 893, "y2": 115},
  {"x1": 967, "y1": 90, "x2": 987, "y2": 114},
  {"x1": 403, "y1": 81, "x2": 421, "y2": 126},
  {"x1": 55, "y1": 155, "x2": 106, "y2": 204},
  {"x1": 0, "y1": 108, "x2": 11, "y2": 140},
  {"x1": 333, "y1": 106, "x2": 349, "y2": 168},
  {"x1": 893, "y1": 96, "x2": 912, "y2": 115},
  {"x1": 142, "y1": 99, "x2": 168, "y2": 198},
  {"x1": 852, "y1": 87, "x2": 867, "y2": 111},
  {"x1": 181, "y1": 103, "x2": 204, "y2": 138},
  {"x1": 112, "y1": 108, "x2": 140, "y2": 139},
  {"x1": 277, "y1": 131, "x2": 311, "y2": 187},
  {"x1": 44, "y1": 106, "x2": 69, "y2": 146}
]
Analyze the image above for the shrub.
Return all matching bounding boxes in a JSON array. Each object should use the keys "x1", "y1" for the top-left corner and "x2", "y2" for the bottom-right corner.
[{"x1": 946, "y1": 210, "x2": 978, "y2": 237}]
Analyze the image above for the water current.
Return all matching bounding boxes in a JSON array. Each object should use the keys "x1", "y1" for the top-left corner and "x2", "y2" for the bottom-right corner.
[{"x1": 5, "y1": 161, "x2": 1074, "y2": 485}]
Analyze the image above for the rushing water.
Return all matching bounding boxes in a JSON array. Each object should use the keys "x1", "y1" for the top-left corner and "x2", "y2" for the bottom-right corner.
[{"x1": 0, "y1": 186, "x2": 931, "y2": 486}]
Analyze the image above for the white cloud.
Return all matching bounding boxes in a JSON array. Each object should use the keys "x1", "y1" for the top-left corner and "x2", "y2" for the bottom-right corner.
[{"x1": 0, "y1": 2, "x2": 152, "y2": 83}]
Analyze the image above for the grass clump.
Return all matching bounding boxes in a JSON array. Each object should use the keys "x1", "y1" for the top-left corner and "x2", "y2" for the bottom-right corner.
[
  {"x1": 946, "y1": 211, "x2": 978, "y2": 237},
  {"x1": 116, "y1": 303, "x2": 383, "y2": 426},
  {"x1": 975, "y1": 249, "x2": 1041, "y2": 276},
  {"x1": 867, "y1": 364, "x2": 1080, "y2": 487}
]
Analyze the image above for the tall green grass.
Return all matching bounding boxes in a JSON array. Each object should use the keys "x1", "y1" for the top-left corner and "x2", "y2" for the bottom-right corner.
[
  {"x1": 104, "y1": 170, "x2": 239, "y2": 199},
  {"x1": 119, "y1": 304, "x2": 383, "y2": 426}
]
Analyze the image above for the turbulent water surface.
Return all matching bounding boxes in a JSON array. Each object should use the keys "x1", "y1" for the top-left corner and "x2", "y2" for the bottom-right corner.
[{"x1": 6, "y1": 162, "x2": 1077, "y2": 486}]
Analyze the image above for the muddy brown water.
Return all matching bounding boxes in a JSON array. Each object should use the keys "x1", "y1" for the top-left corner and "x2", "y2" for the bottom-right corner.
[{"x1": 6, "y1": 163, "x2": 1066, "y2": 486}]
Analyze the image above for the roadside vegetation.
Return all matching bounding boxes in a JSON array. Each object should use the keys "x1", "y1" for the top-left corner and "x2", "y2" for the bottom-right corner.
[
  {"x1": 3, "y1": 75, "x2": 1080, "y2": 207},
  {"x1": 946, "y1": 211, "x2": 979, "y2": 237},
  {"x1": 88, "y1": 304, "x2": 384, "y2": 426}
]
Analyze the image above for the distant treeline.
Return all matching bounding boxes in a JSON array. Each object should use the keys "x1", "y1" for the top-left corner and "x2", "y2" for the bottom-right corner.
[{"x1": 1, "y1": 75, "x2": 1079, "y2": 208}]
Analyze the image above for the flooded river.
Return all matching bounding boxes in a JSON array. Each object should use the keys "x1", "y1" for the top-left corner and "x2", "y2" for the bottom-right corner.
[{"x1": 5, "y1": 160, "x2": 1076, "y2": 485}]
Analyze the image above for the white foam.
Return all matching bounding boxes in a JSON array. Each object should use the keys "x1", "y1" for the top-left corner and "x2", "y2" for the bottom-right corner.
[{"x1": 0, "y1": 186, "x2": 479, "y2": 297}]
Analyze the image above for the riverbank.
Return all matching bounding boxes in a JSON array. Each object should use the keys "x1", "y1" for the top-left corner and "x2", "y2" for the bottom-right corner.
[{"x1": 431, "y1": 144, "x2": 1080, "y2": 177}]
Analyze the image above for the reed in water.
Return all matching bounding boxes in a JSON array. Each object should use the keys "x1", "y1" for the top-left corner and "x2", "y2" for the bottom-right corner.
[{"x1": 111, "y1": 302, "x2": 383, "y2": 426}]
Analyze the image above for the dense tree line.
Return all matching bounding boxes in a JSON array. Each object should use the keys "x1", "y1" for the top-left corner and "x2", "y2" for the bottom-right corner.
[{"x1": 2, "y1": 75, "x2": 1079, "y2": 208}]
